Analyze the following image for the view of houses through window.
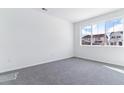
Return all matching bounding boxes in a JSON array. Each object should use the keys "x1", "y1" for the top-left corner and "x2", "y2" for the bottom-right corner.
[
  {"x1": 81, "y1": 18, "x2": 124, "y2": 46},
  {"x1": 81, "y1": 25, "x2": 92, "y2": 45}
]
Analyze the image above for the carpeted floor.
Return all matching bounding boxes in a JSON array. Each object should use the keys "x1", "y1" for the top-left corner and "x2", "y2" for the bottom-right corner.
[{"x1": 0, "y1": 57, "x2": 124, "y2": 85}]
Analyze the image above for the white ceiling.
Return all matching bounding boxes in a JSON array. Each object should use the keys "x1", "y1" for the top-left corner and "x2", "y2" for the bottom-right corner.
[{"x1": 41, "y1": 8, "x2": 120, "y2": 23}]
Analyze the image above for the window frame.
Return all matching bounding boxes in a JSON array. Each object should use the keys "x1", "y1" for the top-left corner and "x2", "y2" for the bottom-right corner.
[{"x1": 80, "y1": 17, "x2": 124, "y2": 47}]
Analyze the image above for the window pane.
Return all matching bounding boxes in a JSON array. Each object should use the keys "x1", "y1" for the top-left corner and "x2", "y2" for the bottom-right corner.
[
  {"x1": 106, "y1": 18, "x2": 124, "y2": 46},
  {"x1": 81, "y1": 25, "x2": 92, "y2": 45},
  {"x1": 92, "y1": 22, "x2": 106, "y2": 45},
  {"x1": 106, "y1": 20, "x2": 114, "y2": 45}
]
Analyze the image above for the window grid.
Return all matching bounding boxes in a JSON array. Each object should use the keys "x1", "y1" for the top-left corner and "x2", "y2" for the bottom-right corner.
[{"x1": 81, "y1": 18, "x2": 124, "y2": 46}]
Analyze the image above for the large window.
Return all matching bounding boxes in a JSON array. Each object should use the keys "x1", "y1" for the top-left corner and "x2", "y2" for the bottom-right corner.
[{"x1": 81, "y1": 18, "x2": 124, "y2": 46}]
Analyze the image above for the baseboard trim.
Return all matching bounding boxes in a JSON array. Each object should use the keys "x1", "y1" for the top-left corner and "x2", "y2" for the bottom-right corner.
[
  {"x1": 74, "y1": 56, "x2": 124, "y2": 68},
  {"x1": 0, "y1": 56, "x2": 74, "y2": 75},
  {"x1": 1, "y1": 56, "x2": 124, "y2": 75}
]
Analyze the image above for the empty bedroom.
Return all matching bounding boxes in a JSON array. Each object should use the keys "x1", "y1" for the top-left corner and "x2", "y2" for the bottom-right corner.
[{"x1": 0, "y1": 8, "x2": 124, "y2": 85}]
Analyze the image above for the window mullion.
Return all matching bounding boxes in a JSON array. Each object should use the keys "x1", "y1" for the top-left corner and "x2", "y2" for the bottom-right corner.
[{"x1": 91, "y1": 25, "x2": 93, "y2": 45}]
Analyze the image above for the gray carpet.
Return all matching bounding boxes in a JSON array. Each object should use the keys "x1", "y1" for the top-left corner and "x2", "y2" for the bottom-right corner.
[{"x1": 1, "y1": 57, "x2": 124, "y2": 85}]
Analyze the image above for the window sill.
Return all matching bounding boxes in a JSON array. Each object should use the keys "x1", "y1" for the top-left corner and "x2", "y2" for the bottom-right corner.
[{"x1": 80, "y1": 45, "x2": 124, "y2": 48}]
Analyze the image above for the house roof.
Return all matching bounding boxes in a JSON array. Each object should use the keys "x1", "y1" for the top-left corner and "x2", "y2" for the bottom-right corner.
[
  {"x1": 93, "y1": 34, "x2": 105, "y2": 37},
  {"x1": 82, "y1": 35, "x2": 91, "y2": 38},
  {"x1": 110, "y1": 31, "x2": 123, "y2": 35},
  {"x1": 82, "y1": 34, "x2": 108, "y2": 38}
]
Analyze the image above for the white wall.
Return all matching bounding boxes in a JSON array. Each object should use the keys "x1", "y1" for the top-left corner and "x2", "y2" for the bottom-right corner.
[
  {"x1": 0, "y1": 9, "x2": 73, "y2": 73},
  {"x1": 74, "y1": 9, "x2": 124, "y2": 66}
]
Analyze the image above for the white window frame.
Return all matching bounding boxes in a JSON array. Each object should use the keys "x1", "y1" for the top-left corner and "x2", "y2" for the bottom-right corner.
[{"x1": 80, "y1": 17, "x2": 124, "y2": 47}]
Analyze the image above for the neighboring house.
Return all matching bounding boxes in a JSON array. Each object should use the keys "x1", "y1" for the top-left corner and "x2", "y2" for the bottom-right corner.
[
  {"x1": 82, "y1": 35, "x2": 91, "y2": 45},
  {"x1": 109, "y1": 31, "x2": 123, "y2": 46},
  {"x1": 92, "y1": 34, "x2": 108, "y2": 45},
  {"x1": 82, "y1": 34, "x2": 108, "y2": 45}
]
